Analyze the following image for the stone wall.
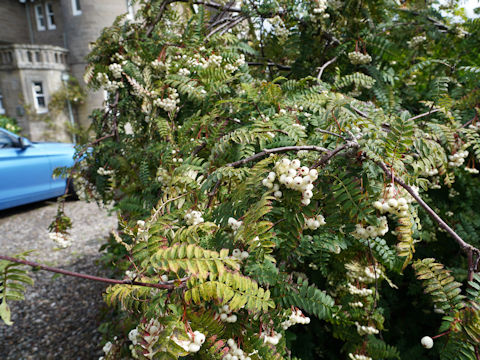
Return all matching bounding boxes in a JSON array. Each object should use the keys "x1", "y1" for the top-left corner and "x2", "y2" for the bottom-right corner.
[{"x1": 0, "y1": 1, "x2": 30, "y2": 44}]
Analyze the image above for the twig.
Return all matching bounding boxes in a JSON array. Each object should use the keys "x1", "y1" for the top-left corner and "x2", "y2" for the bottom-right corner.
[
  {"x1": 316, "y1": 128, "x2": 346, "y2": 140},
  {"x1": 247, "y1": 61, "x2": 292, "y2": 70},
  {"x1": 377, "y1": 162, "x2": 480, "y2": 269},
  {"x1": 408, "y1": 108, "x2": 441, "y2": 122},
  {"x1": 145, "y1": 0, "x2": 173, "y2": 37},
  {"x1": 311, "y1": 143, "x2": 349, "y2": 169},
  {"x1": 0, "y1": 255, "x2": 187, "y2": 290},
  {"x1": 317, "y1": 56, "x2": 337, "y2": 82},
  {"x1": 226, "y1": 145, "x2": 329, "y2": 168}
]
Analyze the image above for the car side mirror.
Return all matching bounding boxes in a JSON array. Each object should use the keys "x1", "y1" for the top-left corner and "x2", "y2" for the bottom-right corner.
[{"x1": 17, "y1": 137, "x2": 31, "y2": 150}]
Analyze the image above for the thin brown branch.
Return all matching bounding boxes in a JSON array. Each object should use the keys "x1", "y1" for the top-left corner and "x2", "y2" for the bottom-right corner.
[
  {"x1": 377, "y1": 162, "x2": 480, "y2": 263},
  {"x1": 226, "y1": 145, "x2": 329, "y2": 168},
  {"x1": 247, "y1": 61, "x2": 292, "y2": 70},
  {"x1": 316, "y1": 128, "x2": 346, "y2": 140},
  {"x1": 0, "y1": 255, "x2": 187, "y2": 290},
  {"x1": 317, "y1": 56, "x2": 337, "y2": 82},
  {"x1": 311, "y1": 143, "x2": 349, "y2": 169},
  {"x1": 408, "y1": 108, "x2": 441, "y2": 122},
  {"x1": 145, "y1": 0, "x2": 173, "y2": 37}
]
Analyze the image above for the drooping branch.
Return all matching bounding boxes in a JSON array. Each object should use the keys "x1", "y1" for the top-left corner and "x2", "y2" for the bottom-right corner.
[
  {"x1": 226, "y1": 145, "x2": 329, "y2": 168},
  {"x1": 311, "y1": 143, "x2": 349, "y2": 168},
  {"x1": 317, "y1": 56, "x2": 337, "y2": 82},
  {"x1": 377, "y1": 162, "x2": 480, "y2": 268},
  {"x1": 0, "y1": 255, "x2": 187, "y2": 290},
  {"x1": 407, "y1": 108, "x2": 441, "y2": 122}
]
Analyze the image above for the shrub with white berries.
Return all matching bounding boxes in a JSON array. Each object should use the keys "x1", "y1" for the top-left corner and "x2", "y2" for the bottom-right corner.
[
  {"x1": 108, "y1": 63, "x2": 123, "y2": 78},
  {"x1": 372, "y1": 184, "x2": 416, "y2": 217},
  {"x1": 223, "y1": 338, "x2": 251, "y2": 360},
  {"x1": 217, "y1": 304, "x2": 238, "y2": 323},
  {"x1": 347, "y1": 283, "x2": 374, "y2": 297},
  {"x1": 49, "y1": 232, "x2": 72, "y2": 248},
  {"x1": 355, "y1": 321, "x2": 379, "y2": 335},
  {"x1": 228, "y1": 217, "x2": 243, "y2": 232},
  {"x1": 420, "y1": 336, "x2": 434, "y2": 349},
  {"x1": 304, "y1": 214, "x2": 326, "y2": 230},
  {"x1": 153, "y1": 88, "x2": 180, "y2": 113},
  {"x1": 448, "y1": 150, "x2": 468, "y2": 167},
  {"x1": 348, "y1": 354, "x2": 372, "y2": 360},
  {"x1": 265, "y1": 158, "x2": 318, "y2": 205},
  {"x1": 348, "y1": 51, "x2": 372, "y2": 65},
  {"x1": 351, "y1": 216, "x2": 388, "y2": 239},
  {"x1": 281, "y1": 308, "x2": 311, "y2": 330},
  {"x1": 232, "y1": 248, "x2": 249, "y2": 261},
  {"x1": 171, "y1": 330, "x2": 206, "y2": 353},
  {"x1": 184, "y1": 210, "x2": 204, "y2": 225},
  {"x1": 260, "y1": 331, "x2": 282, "y2": 345}
]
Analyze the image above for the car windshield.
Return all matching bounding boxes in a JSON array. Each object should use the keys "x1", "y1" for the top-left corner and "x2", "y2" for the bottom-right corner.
[{"x1": 0, "y1": 130, "x2": 15, "y2": 148}]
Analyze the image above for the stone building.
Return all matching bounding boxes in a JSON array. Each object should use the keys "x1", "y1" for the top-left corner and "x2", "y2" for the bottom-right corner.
[{"x1": 0, "y1": 0, "x2": 135, "y2": 141}]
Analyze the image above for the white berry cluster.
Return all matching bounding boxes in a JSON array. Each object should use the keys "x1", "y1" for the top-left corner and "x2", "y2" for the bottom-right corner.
[
  {"x1": 228, "y1": 217, "x2": 242, "y2": 233},
  {"x1": 261, "y1": 331, "x2": 282, "y2": 345},
  {"x1": 262, "y1": 173, "x2": 283, "y2": 199},
  {"x1": 102, "y1": 341, "x2": 113, "y2": 356},
  {"x1": 96, "y1": 72, "x2": 124, "y2": 92},
  {"x1": 348, "y1": 354, "x2": 372, "y2": 360},
  {"x1": 128, "y1": 327, "x2": 139, "y2": 345},
  {"x1": 346, "y1": 262, "x2": 383, "y2": 284},
  {"x1": 49, "y1": 232, "x2": 72, "y2": 248},
  {"x1": 224, "y1": 56, "x2": 246, "y2": 73},
  {"x1": 272, "y1": 158, "x2": 319, "y2": 205},
  {"x1": 218, "y1": 305, "x2": 238, "y2": 323},
  {"x1": 184, "y1": 210, "x2": 204, "y2": 225},
  {"x1": 281, "y1": 309, "x2": 311, "y2": 330},
  {"x1": 124, "y1": 122, "x2": 134, "y2": 135},
  {"x1": 232, "y1": 249, "x2": 249, "y2": 261},
  {"x1": 270, "y1": 16, "x2": 289, "y2": 40},
  {"x1": 97, "y1": 167, "x2": 114, "y2": 176},
  {"x1": 347, "y1": 283, "x2": 373, "y2": 297},
  {"x1": 421, "y1": 336, "x2": 434, "y2": 349},
  {"x1": 465, "y1": 167, "x2": 479, "y2": 174},
  {"x1": 351, "y1": 216, "x2": 388, "y2": 239},
  {"x1": 108, "y1": 63, "x2": 123, "y2": 79},
  {"x1": 373, "y1": 184, "x2": 414, "y2": 217},
  {"x1": 153, "y1": 88, "x2": 180, "y2": 113},
  {"x1": 223, "y1": 339, "x2": 251, "y2": 360},
  {"x1": 151, "y1": 59, "x2": 168, "y2": 70},
  {"x1": 354, "y1": 322, "x2": 379, "y2": 335},
  {"x1": 304, "y1": 214, "x2": 326, "y2": 230},
  {"x1": 313, "y1": 0, "x2": 327, "y2": 14},
  {"x1": 448, "y1": 150, "x2": 468, "y2": 167},
  {"x1": 125, "y1": 270, "x2": 138, "y2": 280},
  {"x1": 468, "y1": 122, "x2": 480, "y2": 131},
  {"x1": 408, "y1": 35, "x2": 426, "y2": 47},
  {"x1": 172, "y1": 330, "x2": 206, "y2": 353},
  {"x1": 349, "y1": 301, "x2": 364, "y2": 308},
  {"x1": 348, "y1": 51, "x2": 372, "y2": 65},
  {"x1": 178, "y1": 67, "x2": 191, "y2": 76},
  {"x1": 423, "y1": 167, "x2": 438, "y2": 176}
]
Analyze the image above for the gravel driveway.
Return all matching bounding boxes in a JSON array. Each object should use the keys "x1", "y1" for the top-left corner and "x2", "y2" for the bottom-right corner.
[{"x1": 0, "y1": 199, "x2": 117, "y2": 359}]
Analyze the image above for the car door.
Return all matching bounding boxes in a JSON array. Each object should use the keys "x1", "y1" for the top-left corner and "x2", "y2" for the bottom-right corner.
[{"x1": 0, "y1": 131, "x2": 53, "y2": 210}]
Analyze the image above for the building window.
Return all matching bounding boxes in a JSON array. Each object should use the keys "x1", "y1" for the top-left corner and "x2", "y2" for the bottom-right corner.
[
  {"x1": 72, "y1": 0, "x2": 82, "y2": 16},
  {"x1": 34, "y1": 4, "x2": 46, "y2": 31},
  {"x1": 45, "y1": 3, "x2": 56, "y2": 30},
  {"x1": 32, "y1": 81, "x2": 47, "y2": 113},
  {"x1": 0, "y1": 89, "x2": 5, "y2": 115}
]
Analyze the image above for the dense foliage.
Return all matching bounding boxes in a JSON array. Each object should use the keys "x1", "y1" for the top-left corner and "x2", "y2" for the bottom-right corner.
[{"x1": 2, "y1": 0, "x2": 480, "y2": 359}]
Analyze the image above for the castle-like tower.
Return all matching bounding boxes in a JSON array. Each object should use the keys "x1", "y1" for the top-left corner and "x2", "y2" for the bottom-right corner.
[{"x1": 0, "y1": 0, "x2": 134, "y2": 141}]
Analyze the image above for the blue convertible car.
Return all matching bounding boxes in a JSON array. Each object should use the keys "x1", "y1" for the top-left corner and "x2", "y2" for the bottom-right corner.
[{"x1": 0, "y1": 127, "x2": 76, "y2": 210}]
